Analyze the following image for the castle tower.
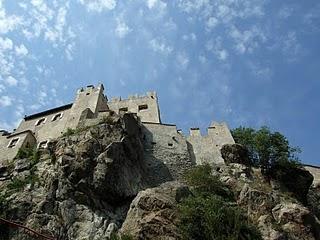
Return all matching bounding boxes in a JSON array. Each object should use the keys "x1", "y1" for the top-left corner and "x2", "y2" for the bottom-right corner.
[{"x1": 65, "y1": 84, "x2": 108, "y2": 129}]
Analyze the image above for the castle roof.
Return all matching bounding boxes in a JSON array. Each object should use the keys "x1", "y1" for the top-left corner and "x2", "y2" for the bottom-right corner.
[{"x1": 24, "y1": 103, "x2": 73, "y2": 121}]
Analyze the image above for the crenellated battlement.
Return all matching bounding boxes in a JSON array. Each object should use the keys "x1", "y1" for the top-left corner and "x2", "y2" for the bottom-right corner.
[
  {"x1": 109, "y1": 91, "x2": 157, "y2": 103},
  {"x1": 0, "y1": 84, "x2": 233, "y2": 167}
]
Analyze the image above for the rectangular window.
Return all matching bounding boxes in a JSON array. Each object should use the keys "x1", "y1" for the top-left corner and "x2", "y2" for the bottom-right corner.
[
  {"x1": 138, "y1": 104, "x2": 148, "y2": 111},
  {"x1": 119, "y1": 107, "x2": 128, "y2": 112},
  {"x1": 8, "y1": 138, "x2": 19, "y2": 148},
  {"x1": 52, "y1": 113, "x2": 63, "y2": 121},
  {"x1": 35, "y1": 118, "x2": 46, "y2": 126}
]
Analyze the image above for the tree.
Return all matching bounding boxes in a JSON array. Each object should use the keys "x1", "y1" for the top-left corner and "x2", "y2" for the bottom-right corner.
[{"x1": 231, "y1": 126, "x2": 301, "y2": 174}]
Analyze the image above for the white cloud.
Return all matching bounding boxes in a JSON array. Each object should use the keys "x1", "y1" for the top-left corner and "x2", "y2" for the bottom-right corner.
[
  {"x1": 5, "y1": 76, "x2": 18, "y2": 86},
  {"x1": 0, "y1": 1, "x2": 22, "y2": 34},
  {"x1": 205, "y1": 38, "x2": 229, "y2": 61},
  {"x1": 176, "y1": 52, "x2": 189, "y2": 69},
  {"x1": 217, "y1": 49, "x2": 228, "y2": 61},
  {"x1": 206, "y1": 17, "x2": 218, "y2": 30},
  {"x1": 79, "y1": 0, "x2": 116, "y2": 12},
  {"x1": 229, "y1": 25, "x2": 266, "y2": 54},
  {"x1": 147, "y1": 0, "x2": 158, "y2": 9},
  {"x1": 115, "y1": 20, "x2": 131, "y2": 38},
  {"x1": 0, "y1": 95, "x2": 12, "y2": 107},
  {"x1": 149, "y1": 38, "x2": 173, "y2": 55},
  {"x1": 15, "y1": 44, "x2": 28, "y2": 57},
  {"x1": 0, "y1": 37, "x2": 13, "y2": 50}
]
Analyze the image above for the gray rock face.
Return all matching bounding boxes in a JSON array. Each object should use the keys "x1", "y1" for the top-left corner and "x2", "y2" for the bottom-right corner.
[
  {"x1": 1, "y1": 114, "x2": 149, "y2": 240},
  {"x1": 272, "y1": 203, "x2": 320, "y2": 240},
  {"x1": 120, "y1": 181, "x2": 190, "y2": 240}
]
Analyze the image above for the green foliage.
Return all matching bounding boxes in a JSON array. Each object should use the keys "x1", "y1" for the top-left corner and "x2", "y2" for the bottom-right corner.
[
  {"x1": 63, "y1": 126, "x2": 92, "y2": 137},
  {"x1": 7, "y1": 173, "x2": 39, "y2": 191},
  {"x1": 109, "y1": 233, "x2": 134, "y2": 240},
  {"x1": 179, "y1": 195, "x2": 261, "y2": 240},
  {"x1": 179, "y1": 165, "x2": 261, "y2": 240},
  {"x1": 63, "y1": 128, "x2": 76, "y2": 137},
  {"x1": 16, "y1": 147, "x2": 40, "y2": 165},
  {"x1": 231, "y1": 126, "x2": 301, "y2": 174},
  {"x1": 184, "y1": 164, "x2": 234, "y2": 201}
]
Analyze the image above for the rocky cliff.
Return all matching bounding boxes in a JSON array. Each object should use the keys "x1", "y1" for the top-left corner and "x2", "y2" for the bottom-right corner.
[{"x1": 0, "y1": 113, "x2": 319, "y2": 240}]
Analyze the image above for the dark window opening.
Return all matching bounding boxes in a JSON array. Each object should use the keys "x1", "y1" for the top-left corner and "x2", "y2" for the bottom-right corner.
[
  {"x1": 168, "y1": 143, "x2": 173, "y2": 147},
  {"x1": 119, "y1": 107, "x2": 128, "y2": 112},
  {"x1": 38, "y1": 140, "x2": 48, "y2": 149},
  {"x1": 138, "y1": 104, "x2": 148, "y2": 111},
  {"x1": 36, "y1": 118, "x2": 46, "y2": 126},
  {"x1": 86, "y1": 92, "x2": 90, "y2": 95},
  {"x1": 52, "y1": 113, "x2": 62, "y2": 121},
  {"x1": 151, "y1": 142, "x2": 156, "y2": 145},
  {"x1": 8, "y1": 138, "x2": 19, "y2": 148},
  {"x1": 151, "y1": 96, "x2": 154, "y2": 99}
]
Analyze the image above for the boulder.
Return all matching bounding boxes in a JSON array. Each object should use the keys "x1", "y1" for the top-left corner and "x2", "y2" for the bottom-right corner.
[
  {"x1": 221, "y1": 144, "x2": 251, "y2": 165},
  {"x1": 272, "y1": 203, "x2": 320, "y2": 240},
  {"x1": 120, "y1": 181, "x2": 190, "y2": 240},
  {"x1": 257, "y1": 215, "x2": 286, "y2": 240},
  {"x1": 269, "y1": 164, "x2": 314, "y2": 203},
  {"x1": 308, "y1": 186, "x2": 320, "y2": 219}
]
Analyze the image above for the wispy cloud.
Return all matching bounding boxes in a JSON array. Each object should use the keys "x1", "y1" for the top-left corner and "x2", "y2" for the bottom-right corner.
[
  {"x1": 149, "y1": 38, "x2": 173, "y2": 55},
  {"x1": 78, "y1": 0, "x2": 116, "y2": 12},
  {"x1": 115, "y1": 19, "x2": 131, "y2": 38}
]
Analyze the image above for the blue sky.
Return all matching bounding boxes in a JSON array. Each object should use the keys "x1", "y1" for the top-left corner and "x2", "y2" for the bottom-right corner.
[{"x1": 0, "y1": 0, "x2": 319, "y2": 165}]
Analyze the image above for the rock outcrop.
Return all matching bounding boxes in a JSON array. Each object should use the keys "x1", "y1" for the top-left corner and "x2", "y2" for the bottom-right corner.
[
  {"x1": 120, "y1": 181, "x2": 190, "y2": 240},
  {"x1": 0, "y1": 113, "x2": 149, "y2": 239},
  {"x1": 221, "y1": 143, "x2": 251, "y2": 165}
]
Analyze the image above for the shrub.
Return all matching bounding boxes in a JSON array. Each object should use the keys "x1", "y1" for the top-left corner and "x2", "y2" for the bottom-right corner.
[
  {"x1": 179, "y1": 165, "x2": 262, "y2": 240},
  {"x1": 63, "y1": 128, "x2": 76, "y2": 137},
  {"x1": 110, "y1": 233, "x2": 133, "y2": 240},
  {"x1": 16, "y1": 147, "x2": 40, "y2": 165},
  {"x1": 184, "y1": 164, "x2": 234, "y2": 201},
  {"x1": 179, "y1": 195, "x2": 262, "y2": 240}
]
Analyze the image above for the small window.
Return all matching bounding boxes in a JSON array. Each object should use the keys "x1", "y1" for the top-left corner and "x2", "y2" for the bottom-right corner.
[
  {"x1": 138, "y1": 104, "x2": 148, "y2": 111},
  {"x1": 119, "y1": 107, "x2": 128, "y2": 112},
  {"x1": 86, "y1": 92, "x2": 90, "y2": 95},
  {"x1": 38, "y1": 140, "x2": 48, "y2": 149},
  {"x1": 8, "y1": 138, "x2": 19, "y2": 148},
  {"x1": 35, "y1": 118, "x2": 46, "y2": 126},
  {"x1": 151, "y1": 142, "x2": 156, "y2": 145},
  {"x1": 168, "y1": 143, "x2": 173, "y2": 147},
  {"x1": 52, "y1": 113, "x2": 63, "y2": 121}
]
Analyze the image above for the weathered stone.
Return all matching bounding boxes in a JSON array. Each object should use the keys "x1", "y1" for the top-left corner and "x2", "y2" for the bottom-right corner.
[
  {"x1": 221, "y1": 143, "x2": 251, "y2": 165},
  {"x1": 269, "y1": 164, "x2": 314, "y2": 203},
  {"x1": 272, "y1": 203, "x2": 320, "y2": 240},
  {"x1": 120, "y1": 181, "x2": 190, "y2": 240},
  {"x1": 308, "y1": 186, "x2": 320, "y2": 219},
  {"x1": 258, "y1": 215, "x2": 286, "y2": 240},
  {"x1": 14, "y1": 158, "x2": 31, "y2": 172}
]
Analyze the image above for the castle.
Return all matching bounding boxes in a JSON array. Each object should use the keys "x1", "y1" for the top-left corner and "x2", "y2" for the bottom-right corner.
[{"x1": 0, "y1": 84, "x2": 235, "y2": 169}]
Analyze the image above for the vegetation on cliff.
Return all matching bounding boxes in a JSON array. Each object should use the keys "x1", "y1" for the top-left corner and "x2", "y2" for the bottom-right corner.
[
  {"x1": 178, "y1": 164, "x2": 262, "y2": 240},
  {"x1": 231, "y1": 126, "x2": 301, "y2": 174}
]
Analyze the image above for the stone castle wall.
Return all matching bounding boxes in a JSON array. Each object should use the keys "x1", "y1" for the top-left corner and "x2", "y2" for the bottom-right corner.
[
  {"x1": 108, "y1": 91, "x2": 161, "y2": 124},
  {"x1": 141, "y1": 122, "x2": 195, "y2": 185},
  {"x1": 0, "y1": 84, "x2": 235, "y2": 169},
  {"x1": 186, "y1": 122, "x2": 235, "y2": 165}
]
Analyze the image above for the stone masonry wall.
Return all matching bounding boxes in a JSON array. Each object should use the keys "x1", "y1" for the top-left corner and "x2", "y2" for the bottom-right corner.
[
  {"x1": 141, "y1": 122, "x2": 195, "y2": 186},
  {"x1": 108, "y1": 92, "x2": 161, "y2": 123},
  {"x1": 186, "y1": 122, "x2": 235, "y2": 166}
]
